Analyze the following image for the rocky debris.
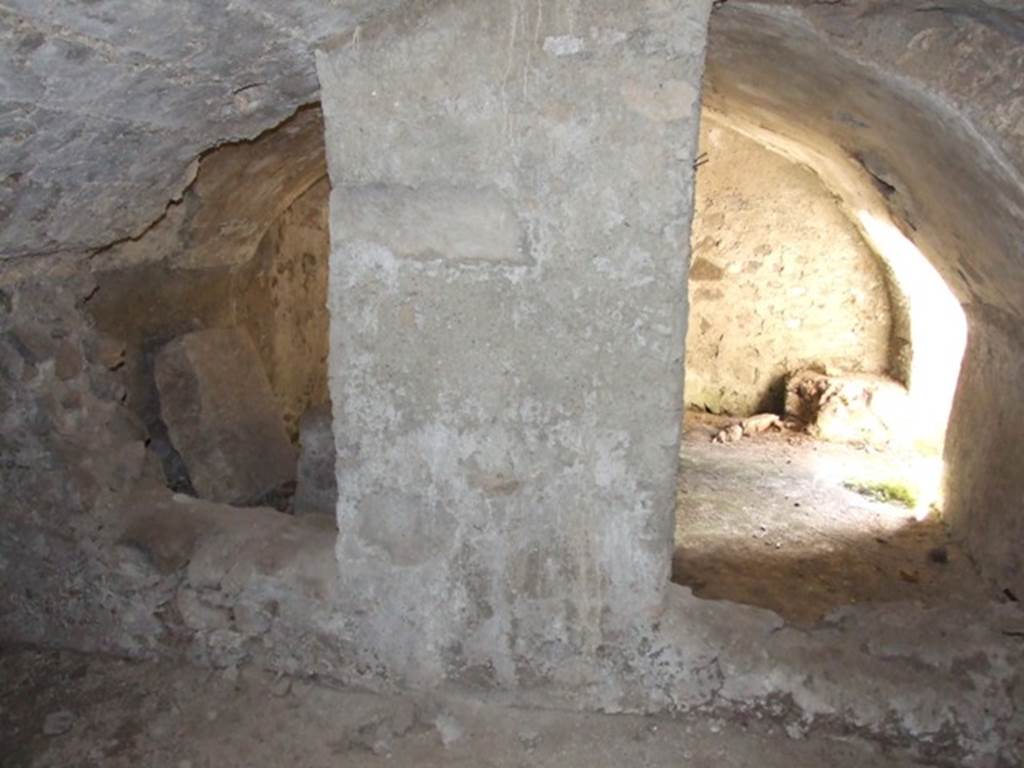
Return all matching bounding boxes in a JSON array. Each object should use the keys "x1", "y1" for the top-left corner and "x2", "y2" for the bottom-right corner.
[
  {"x1": 294, "y1": 403, "x2": 337, "y2": 518},
  {"x1": 785, "y1": 369, "x2": 906, "y2": 448},
  {"x1": 712, "y1": 413, "x2": 782, "y2": 443},
  {"x1": 713, "y1": 424, "x2": 744, "y2": 444},
  {"x1": 154, "y1": 327, "x2": 297, "y2": 505},
  {"x1": 742, "y1": 413, "x2": 781, "y2": 434},
  {"x1": 899, "y1": 569, "x2": 920, "y2": 584}
]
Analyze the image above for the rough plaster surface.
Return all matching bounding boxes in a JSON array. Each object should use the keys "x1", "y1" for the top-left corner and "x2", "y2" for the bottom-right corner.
[
  {"x1": 686, "y1": 118, "x2": 896, "y2": 415},
  {"x1": 317, "y1": 0, "x2": 711, "y2": 687}
]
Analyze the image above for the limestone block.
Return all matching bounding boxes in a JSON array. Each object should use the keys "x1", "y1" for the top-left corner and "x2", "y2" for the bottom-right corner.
[
  {"x1": 785, "y1": 368, "x2": 907, "y2": 447},
  {"x1": 154, "y1": 327, "x2": 296, "y2": 504},
  {"x1": 294, "y1": 403, "x2": 337, "y2": 517}
]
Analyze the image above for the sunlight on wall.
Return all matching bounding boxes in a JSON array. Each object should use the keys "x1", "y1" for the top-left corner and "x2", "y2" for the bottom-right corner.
[
  {"x1": 855, "y1": 211, "x2": 967, "y2": 453},
  {"x1": 853, "y1": 211, "x2": 967, "y2": 517}
]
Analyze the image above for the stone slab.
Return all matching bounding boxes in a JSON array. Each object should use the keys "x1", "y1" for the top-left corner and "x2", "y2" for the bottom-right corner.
[
  {"x1": 785, "y1": 368, "x2": 906, "y2": 448},
  {"x1": 154, "y1": 327, "x2": 296, "y2": 504}
]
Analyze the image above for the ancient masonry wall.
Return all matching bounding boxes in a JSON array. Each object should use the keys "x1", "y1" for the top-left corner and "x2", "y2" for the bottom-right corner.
[{"x1": 685, "y1": 117, "x2": 897, "y2": 416}]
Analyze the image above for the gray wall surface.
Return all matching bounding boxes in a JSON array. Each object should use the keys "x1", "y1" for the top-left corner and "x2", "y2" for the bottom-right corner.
[{"x1": 317, "y1": 0, "x2": 712, "y2": 687}]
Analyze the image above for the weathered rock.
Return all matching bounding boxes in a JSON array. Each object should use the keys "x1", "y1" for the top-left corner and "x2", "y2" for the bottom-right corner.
[
  {"x1": 785, "y1": 369, "x2": 906, "y2": 447},
  {"x1": 713, "y1": 424, "x2": 744, "y2": 444},
  {"x1": 740, "y1": 413, "x2": 781, "y2": 434},
  {"x1": 154, "y1": 327, "x2": 296, "y2": 504},
  {"x1": 293, "y1": 403, "x2": 337, "y2": 518}
]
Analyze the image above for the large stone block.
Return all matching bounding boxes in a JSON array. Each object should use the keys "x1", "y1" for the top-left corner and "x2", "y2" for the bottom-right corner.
[
  {"x1": 785, "y1": 368, "x2": 907, "y2": 448},
  {"x1": 154, "y1": 327, "x2": 296, "y2": 504},
  {"x1": 317, "y1": 0, "x2": 712, "y2": 686}
]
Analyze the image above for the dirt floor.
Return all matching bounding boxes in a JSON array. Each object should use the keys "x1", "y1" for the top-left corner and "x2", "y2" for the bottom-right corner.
[
  {"x1": 0, "y1": 647, "x2": 944, "y2": 768},
  {"x1": 673, "y1": 412, "x2": 995, "y2": 626}
]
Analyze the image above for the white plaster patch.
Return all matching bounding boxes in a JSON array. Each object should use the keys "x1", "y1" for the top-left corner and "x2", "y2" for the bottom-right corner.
[
  {"x1": 593, "y1": 432, "x2": 631, "y2": 490},
  {"x1": 590, "y1": 27, "x2": 628, "y2": 47},
  {"x1": 543, "y1": 35, "x2": 585, "y2": 57},
  {"x1": 338, "y1": 241, "x2": 401, "y2": 293},
  {"x1": 594, "y1": 246, "x2": 656, "y2": 288}
]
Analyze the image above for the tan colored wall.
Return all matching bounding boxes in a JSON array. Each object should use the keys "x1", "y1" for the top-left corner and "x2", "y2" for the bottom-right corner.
[
  {"x1": 236, "y1": 178, "x2": 330, "y2": 439},
  {"x1": 685, "y1": 117, "x2": 895, "y2": 416}
]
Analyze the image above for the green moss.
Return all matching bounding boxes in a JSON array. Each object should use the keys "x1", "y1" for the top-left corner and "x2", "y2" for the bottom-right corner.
[{"x1": 843, "y1": 479, "x2": 918, "y2": 508}]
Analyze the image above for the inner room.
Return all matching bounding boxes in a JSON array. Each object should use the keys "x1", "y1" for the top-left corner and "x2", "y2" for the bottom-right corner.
[
  {"x1": 85, "y1": 108, "x2": 338, "y2": 523},
  {"x1": 672, "y1": 111, "x2": 975, "y2": 624}
]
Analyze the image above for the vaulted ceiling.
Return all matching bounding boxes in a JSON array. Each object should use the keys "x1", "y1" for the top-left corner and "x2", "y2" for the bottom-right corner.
[
  {"x1": 2, "y1": 0, "x2": 1022, "y2": 275},
  {"x1": 0, "y1": 0, "x2": 400, "y2": 259}
]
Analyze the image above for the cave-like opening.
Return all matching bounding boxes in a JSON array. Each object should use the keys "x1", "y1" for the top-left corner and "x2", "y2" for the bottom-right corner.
[{"x1": 672, "y1": 108, "x2": 973, "y2": 624}]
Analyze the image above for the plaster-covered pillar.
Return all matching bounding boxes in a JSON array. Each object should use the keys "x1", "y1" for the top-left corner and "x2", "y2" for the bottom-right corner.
[{"x1": 316, "y1": 0, "x2": 711, "y2": 688}]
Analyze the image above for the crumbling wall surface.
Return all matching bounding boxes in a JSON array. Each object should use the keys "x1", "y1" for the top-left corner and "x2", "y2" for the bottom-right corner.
[
  {"x1": 705, "y1": 1, "x2": 1024, "y2": 317},
  {"x1": 234, "y1": 178, "x2": 331, "y2": 438},
  {"x1": 0, "y1": 258, "x2": 160, "y2": 651},
  {"x1": 317, "y1": 0, "x2": 712, "y2": 688},
  {"x1": 706, "y1": 0, "x2": 1024, "y2": 606},
  {"x1": 685, "y1": 119, "x2": 895, "y2": 415}
]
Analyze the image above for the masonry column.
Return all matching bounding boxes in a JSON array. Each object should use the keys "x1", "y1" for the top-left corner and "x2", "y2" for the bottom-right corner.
[{"x1": 316, "y1": 0, "x2": 711, "y2": 689}]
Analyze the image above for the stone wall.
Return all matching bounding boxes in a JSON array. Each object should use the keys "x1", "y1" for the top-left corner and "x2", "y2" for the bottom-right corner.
[
  {"x1": 685, "y1": 118, "x2": 896, "y2": 416},
  {"x1": 0, "y1": 258, "x2": 161, "y2": 652}
]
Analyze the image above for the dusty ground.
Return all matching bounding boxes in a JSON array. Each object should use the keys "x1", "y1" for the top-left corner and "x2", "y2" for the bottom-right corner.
[
  {"x1": 0, "y1": 647, "x2": 943, "y2": 768},
  {"x1": 673, "y1": 412, "x2": 995, "y2": 626}
]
